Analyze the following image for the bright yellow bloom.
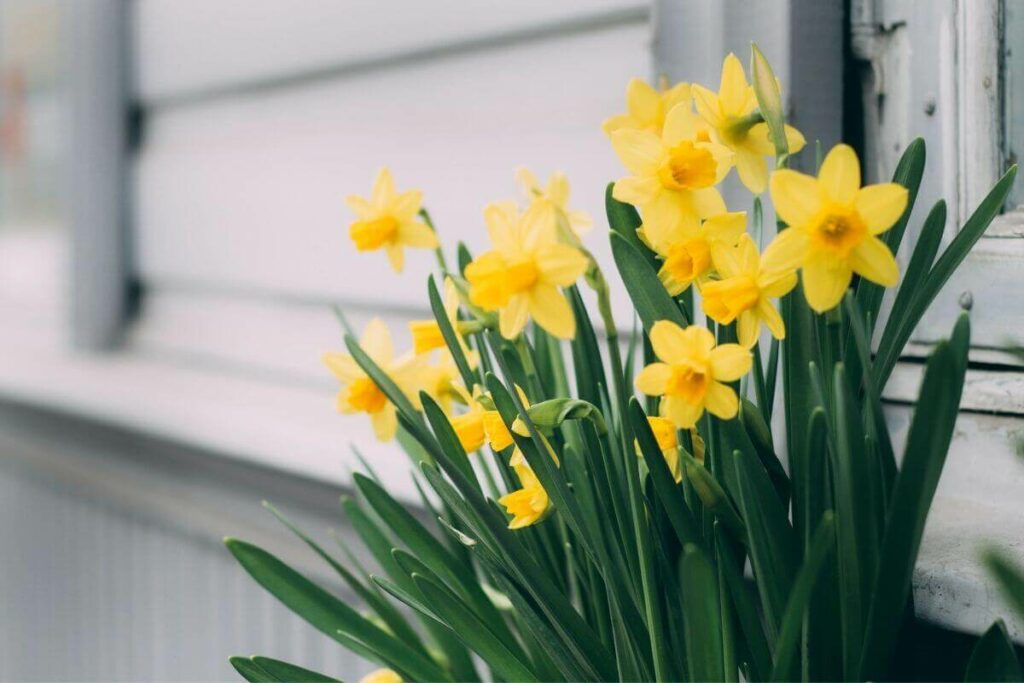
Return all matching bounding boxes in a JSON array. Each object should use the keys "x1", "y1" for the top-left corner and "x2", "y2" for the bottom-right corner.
[
  {"x1": 635, "y1": 321, "x2": 752, "y2": 428},
  {"x1": 603, "y1": 77, "x2": 692, "y2": 136},
  {"x1": 765, "y1": 144, "x2": 908, "y2": 312},
  {"x1": 359, "y1": 669, "x2": 402, "y2": 683},
  {"x1": 702, "y1": 234, "x2": 797, "y2": 347},
  {"x1": 691, "y1": 53, "x2": 806, "y2": 194},
  {"x1": 448, "y1": 385, "x2": 520, "y2": 453},
  {"x1": 346, "y1": 167, "x2": 439, "y2": 272},
  {"x1": 516, "y1": 167, "x2": 592, "y2": 238},
  {"x1": 465, "y1": 202, "x2": 589, "y2": 339},
  {"x1": 611, "y1": 104, "x2": 733, "y2": 248},
  {"x1": 322, "y1": 319, "x2": 426, "y2": 442},
  {"x1": 499, "y1": 450, "x2": 551, "y2": 529},
  {"x1": 642, "y1": 211, "x2": 747, "y2": 295}
]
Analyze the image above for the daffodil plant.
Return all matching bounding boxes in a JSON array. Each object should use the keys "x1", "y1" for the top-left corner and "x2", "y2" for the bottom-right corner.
[{"x1": 226, "y1": 47, "x2": 1021, "y2": 683}]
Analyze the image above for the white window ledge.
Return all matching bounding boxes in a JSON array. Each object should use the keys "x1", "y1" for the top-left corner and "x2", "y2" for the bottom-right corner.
[{"x1": 0, "y1": 320, "x2": 1022, "y2": 642}]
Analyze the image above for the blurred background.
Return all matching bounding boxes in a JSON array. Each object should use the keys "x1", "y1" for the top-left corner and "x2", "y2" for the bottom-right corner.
[{"x1": 0, "y1": 0, "x2": 1022, "y2": 680}]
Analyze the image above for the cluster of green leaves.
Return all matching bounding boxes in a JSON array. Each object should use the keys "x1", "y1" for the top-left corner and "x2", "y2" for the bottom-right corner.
[{"x1": 225, "y1": 136, "x2": 1019, "y2": 682}]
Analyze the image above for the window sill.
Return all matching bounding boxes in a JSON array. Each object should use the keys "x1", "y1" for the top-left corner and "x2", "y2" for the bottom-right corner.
[{"x1": 0, "y1": 322, "x2": 1021, "y2": 641}]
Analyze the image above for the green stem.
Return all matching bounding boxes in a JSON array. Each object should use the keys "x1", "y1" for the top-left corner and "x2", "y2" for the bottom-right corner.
[{"x1": 418, "y1": 207, "x2": 450, "y2": 273}]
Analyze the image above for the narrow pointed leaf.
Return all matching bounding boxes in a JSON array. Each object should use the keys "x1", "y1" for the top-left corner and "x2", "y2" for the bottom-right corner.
[
  {"x1": 609, "y1": 232, "x2": 686, "y2": 332},
  {"x1": 251, "y1": 657, "x2": 342, "y2": 683},
  {"x1": 964, "y1": 620, "x2": 1023, "y2": 682}
]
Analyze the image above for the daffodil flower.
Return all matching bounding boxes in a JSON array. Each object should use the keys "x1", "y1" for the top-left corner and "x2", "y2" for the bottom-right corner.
[
  {"x1": 702, "y1": 234, "x2": 797, "y2": 347},
  {"x1": 635, "y1": 321, "x2": 752, "y2": 428},
  {"x1": 641, "y1": 211, "x2": 747, "y2": 295},
  {"x1": 691, "y1": 53, "x2": 806, "y2": 194},
  {"x1": 639, "y1": 416, "x2": 684, "y2": 482},
  {"x1": 448, "y1": 385, "x2": 520, "y2": 453},
  {"x1": 516, "y1": 167, "x2": 592, "y2": 238},
  {"x1": 603, "y1": 77, "x2": 693, "y2": 136},
  {"x1": 465, "y1": 202, "x2": 589, "y2": 340},
  {"x1": 346, "y1": 167, "x2": 439, "y2": 272},
  {"x1": 322, "y1": 318, "x2": 426, "y2": 442},
  {"x1": 611, "y1": 104, "x2": 733, "y2": 249},
  {"x1": 765, "y1": 143, "x2": 908, "y2": 312},
  {"x1": 499, "y1": 450, "x2": 551, "y2": 529}
]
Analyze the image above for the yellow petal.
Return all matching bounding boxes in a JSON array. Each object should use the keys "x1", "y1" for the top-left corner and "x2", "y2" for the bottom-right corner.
[
  {"x1": 610, "y1": 129, "x2": 663, "y2": 176},
  {"x1": 704, "y1": 381, "x2": 739, "y2": 420},
  {"x1": 370, "y1": 405, "x2": 398, "y2": 442},
  {"x1": 818, "y1": 144, "x2": 861, "y2": 205},
  {"x1": 546, "y1": 171, "x2": 570, "y2": 206},
  {"x1": 499, "y1": 295, "x2": 530, "y2": 339},
  {"x1": 602, "y1": 113, "x2": 634, "y2": 136},
  {"x1": 761, "y1": 228, "x2": 809, "y2": 272},
  {"x1": 536, "y1": 244, "x2": 590, "y2": 286},
  {"x1": 515, "y1": 166, "x2": 541, "y2": 194},
  {"x1": 381, "y1": 243, "x2": 403, "y2": 271},
  {"x1": 691, "y1": 84, "x2": 723, "y2": 128},
  {"x1": 743, "y1": 123, "x2": 775, "y2": 156},
  {"x1": 483, "y1": 201, "x2": 521, "y2": 253},
  {"x1": 626, "y1": 77, "x2": 662, "y2": 125},
  {"x1": 849, "y1": 235, "x2": 899, "y2": 287},
  {"x1": 784, "y1": 124, "x2": 806, "y2": 154},
  {"x1": 757, "y1": 298, "x2": 786, "y2": 339},
  {"x1": 736, "y1": 310, "x2": 760, "y2": 348},
  {"x1": 643, "y1": 192, "x2": 700, "y2": 247},
  {"x1": 360, "y1": 318, "x2": 394, "y2": 363},
  {"x1": 802, "y1": 250, "x2": 852, "y2": 312},
  {"x1": 854, "y1": 183, "x2": 909, "y2": 235},
  {"x1": 345, "y1": 195, "x2": 374, "y2": 218},
  {"x1": 662, "y1": 103, "x2": 700, "y2": 146},
  {"x1": 718, "y1": 53, "x2": 749, "y2": 115},
  {"x1": 691, "y1": 186, "x2": 728, "y2": 219},
  {"x1": 392, "y1": 189, "x2": 423, "y2": 219},
  {"x1": 735, "y1": 148, "x2": 768, "y2": 194},
  {"x1": 398, "y1": 220, "x2": 439, "y2": 248},
  {"x1": 770, "y1": 170, "x2": 823, "y2": 227},
  {"x1": 709, "y1": 241, "x2": 743, "y2": 279},
  {"x1": 323, "y1": 352, "x2": 362, "y2": 382},
  {"x1": 612, "y1": 176, "x2": 661, "y2": 206},
  {"x1": 702, "y1": 211, "x2": 747, "y2": 245},
  {"x1": 661, "y1": 395, "x2": 704, "y2": 429},
  {"x1": 649, "y1": 320, "x2": 691, "y2": 364},
  {"x1": 709, "y1": 343, "x2": 752, "y2": 381},
  {"x1": 759, "y1": 268, "x2": 798, "y2": 298},
  {"x1": 636, "y1": 362, "x2": 672, "y2": 395},
  {"x1": 371, "y1": 167, "x2": 396, "y2": 208},
  {"x1": 528, "y1": 285, "x2": 575, "y2": 339},
  {"x1": 663, "y1": 82, "x2": 692, "y2": 111}
]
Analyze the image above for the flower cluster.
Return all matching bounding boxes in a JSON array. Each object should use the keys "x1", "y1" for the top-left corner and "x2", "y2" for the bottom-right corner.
[{"x1": 328, "y1": 53, "x2": 908, "y2": 531}]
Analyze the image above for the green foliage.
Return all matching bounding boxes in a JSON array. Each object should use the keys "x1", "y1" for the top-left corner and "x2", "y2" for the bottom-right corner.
[{"x1": 224, "y1": 136, "x2": 1018, "y2": 682}]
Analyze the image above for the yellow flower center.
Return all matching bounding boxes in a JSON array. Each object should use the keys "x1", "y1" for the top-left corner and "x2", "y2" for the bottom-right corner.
[
  {"x1": 812, "y1": 208, "x2": 867, "y2": 256},
  {"x1": 663, "y1": 238, "x2": 712, "y2": 282},
  {"x1": 660, "y1": 141, "x2": 718, "y2": 190},
  {"x1": 345, "y1": 377, "x2": 388, "y2": 413},
  {"x1": 666, "y1": 364, "x2": 710, "y2": 403},
  {"x1": 350, "y1": 216, "x2": 399, "y2": 251},
  {"x1": 466, "y1": 253, "x2": 538, "y2": 310},
  {"x1": 703, "y1": 275, "x2": 760, "y2": 323}
]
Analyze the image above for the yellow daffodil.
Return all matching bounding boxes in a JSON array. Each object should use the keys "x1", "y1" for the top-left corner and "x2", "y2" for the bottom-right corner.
[
  {"x1": 516, "y1": 167, "x2": 592, "y2": 238},
  {"x1": 322, "y1": 318, "x2": 426, "y2": 442},
  {"x1": 641, "y1": 211, "x2": 747, "y2": 295},
  {"x1": 465, "y1": 202, "x2": 589, "y2": 339},
  {"x1": 641, "y1": 416, "x2": 684, "y2": 482},
  {"x1": 499, "y1": 450, "x2": 551, "y2": 529},
  {"x1": 702, "y1": 234, "x2": 797, "y2": 347},
  {"x1": 346, "y1": 167, "x2": 439, "y2": 272},
  {"x1": 635, "y1": 321, "x2": 752, "y2": 428},
  {"x1": 691, "y1": 53, "x2": 806, "y2": 194},
  {"x1": 611, "y1": 104, "x2": 733, "y2": 248},
  {"x1": 448, "y1": 385, "x2": 519, "y2": 453},
  {"x1": 603, "y1": 77, "x2": 693, "y2": 136},
  {"x1": 765, "y1": 143, "x2": 908, "y2": 312},
  {"x1": 359, "y1": 669, "x2": 402, "y2": 683}
]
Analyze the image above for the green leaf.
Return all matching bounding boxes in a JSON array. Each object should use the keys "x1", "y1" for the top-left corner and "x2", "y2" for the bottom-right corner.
[
  {"x1": 729, "y1": 448, "x2": 798, "y2": 645},
  {"x1": 605, "y1": 183, "x2": 656, "y2": 270},
  {"x1": 609, "y1": 231, "x2": 686, "y2": 332},
  {"x1": 428, "y1": 275, "x2": 477, "y2": 390},
  {"x1": 523, "y1": 398, "x2": 608, "y2": 435},
  {"x1": 682, "y1": 452, "x2": 745, "y2": 542},
  {"x1": 344, "y1": 334, "x2": 430, "y2": 445},
  {"x1": 230, "y1": 656, "x2": 275, "y2": 682},
  {"x1": 965, "y1": 620, "x2": 1023, "y2": 682},
  {"x1": 739, "y1": 399, "x2": 791, "y2": 507},
  {"x1": 770, "y1": 512, "x2": 835, "y2": 682},
  {"x1": 715, "y1": 523, "x2": 772, "y2": 682},
  {"x1": 858, "y1": 314, "x2": 970, "y2": 680},
  {"x1": 680, "y1": 544, "x2": 724, "y2": 682},
  {"x1": 750, "y1": 43, "x2": 787, "y2": 156},
  {"x1": 984, "y1": 549, "x2": 1024, "y2": 623},
  {"x1": 629, "y1": 399, "x2": 701, "y2": 546},
  {"x1": 412, "y1": 574, "x2": 540, "y2": 683},
  {"x1": 251, "y1": 656, "x2": 342, "y2": 683},
  {"x1": 225, "y1": 539, "x2": 450, "y2": 682}
]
